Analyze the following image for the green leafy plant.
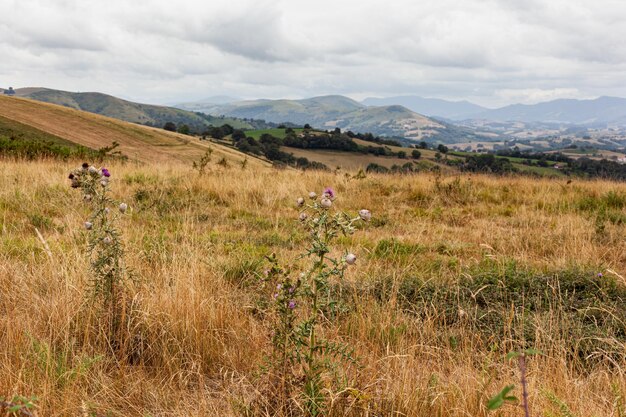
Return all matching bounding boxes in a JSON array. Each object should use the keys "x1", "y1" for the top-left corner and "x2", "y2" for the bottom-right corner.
[
  {"x1": 487, "y1": 349, "x2": 543, "y2": 416},
  {"x1": 0, "y1": 396, "x2": 37, "y2": 416}
]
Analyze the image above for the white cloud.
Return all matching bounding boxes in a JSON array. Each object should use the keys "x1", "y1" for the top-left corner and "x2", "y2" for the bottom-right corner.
[{"x1": 1, "y1": 0, "x2": 626, "y2": 106}]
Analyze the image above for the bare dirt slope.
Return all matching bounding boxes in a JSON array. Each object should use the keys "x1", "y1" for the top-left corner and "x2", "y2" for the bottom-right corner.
[{"x1": 0, "y1": 95, "x2": 268, "y2": 166}]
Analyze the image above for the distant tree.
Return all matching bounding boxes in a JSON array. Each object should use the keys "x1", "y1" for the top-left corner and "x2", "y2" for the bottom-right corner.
[
  {"x1": 437, "y1": 144, "x2": 449, "y2": 154},
  {"x1": 177, "y1": 124, "x2": 190, "y2": 135},
  {"x1": 397, "y1": 151, "x2": 407, "y2": 159},
  {"x1": 419, "y1": 141, "x2": 428, "y2": 149},
  {"x1": 435, "y1": 152, "x2": 442, "y2": 160},
  {"x1": 231, "y1": 129, "x2": 246, "y2": 141},
  {"x1": 221, "y1": 124, "x2": 234, "y2": 135},
  {"x1": 163, "y1": 122, "x2": 177, "y2": 132},
  {"x1": 412, "y1": 149, "x2": 422, "y2": 159},
  {"x1": 304, "y1": 124, "x2": 312, "y2": 129}
]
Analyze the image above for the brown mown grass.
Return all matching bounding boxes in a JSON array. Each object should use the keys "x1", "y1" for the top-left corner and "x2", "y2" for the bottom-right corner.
[{"x1": 1, "y1": 159, "x2": 625, "y2": 416}]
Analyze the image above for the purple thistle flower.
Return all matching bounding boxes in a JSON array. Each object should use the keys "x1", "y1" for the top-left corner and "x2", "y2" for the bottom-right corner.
[
  {"x1": 101, "y1": 168, "x2": 111, "y2": 177},
  {"x1": 323, "y1": 187, "x2": 335, "y2": 200},
  {"x1": 288, "y1": 300, "x2": 296, "y2": 309}
]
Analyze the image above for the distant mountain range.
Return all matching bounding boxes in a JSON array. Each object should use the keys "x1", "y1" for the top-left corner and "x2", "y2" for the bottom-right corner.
[
  {"x1": 470, "y1": 96, "x2": 626, "y2": 125},
  {"x1": 9, "y1": 88, "x2": 252, "y2": 132},
  {"x1": 9, "y1": 86, "x2": 626, "y2": 144},
  {"x1": 362, "y1": 95, "x2": 626, "y2": 126}
]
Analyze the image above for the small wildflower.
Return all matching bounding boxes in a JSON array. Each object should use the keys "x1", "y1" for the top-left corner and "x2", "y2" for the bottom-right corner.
[
  {"x1": 276, "y1": 283, "x2": 282, "y2": 290},
  {"x1": 322, "y1": 187, "x2": 335, "y2": 200},
  {"x1": 273, "y1": 293, "x2": 279, "y2": 299},
  {"x1": 297, "y1": 197, "x2": 305, "y2": 206},
  {"x1": 299, "y1": 212, "x2": 308, "y2": 221},
  {"x1": 288, "y1": 300, "x2": 296, "y2": 309},
  {"x1": 320, "y1": 198, "x2": 332, "y2": 208},
  {"x1": 308, "y1": 191, "x2": 317, "y2": 199},
  {"x1": 84, "y1": 221, "x2": 93, "y2": 230},
  {"x1": 345, "y1": 253, "x2": 357, "y2": 265},
  {"x1": 88, "y1": 166, "x2": 98, "y2": 174},
  {"x1": 289, "y1": 286, "x2": 295, "y2": 294},
  {"x1": 101, "y1": 168, "x2": 111, "y2": 178},
  {"x1": 359, "y1": 209, "x2": 371, "y2": 221},
  {"x1": 119, "y1": 203, "x2": 128, "y2": 213},
  {"x1": 597, "y1": 272, "x2": 603, "y2": 278}
]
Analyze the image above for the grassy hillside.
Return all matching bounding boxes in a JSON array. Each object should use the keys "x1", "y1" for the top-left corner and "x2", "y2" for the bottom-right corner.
[
  {"x1": 183, "y1": 95, "x2": 448, "y2": 140},
  {"x1": 15, "y1": 88, "x2": 252, "y2": 131},
  {"x1": 1, "y1": 159, "x2": 625, "y2": 416},
  {"x1": 0, "y1": 95, "x2": 268, "y2": 166}
]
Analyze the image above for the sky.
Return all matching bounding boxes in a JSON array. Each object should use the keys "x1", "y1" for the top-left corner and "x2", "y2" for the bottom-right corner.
[{"x1": 1, "y1": 0, "x2": 626, "y2": 108}]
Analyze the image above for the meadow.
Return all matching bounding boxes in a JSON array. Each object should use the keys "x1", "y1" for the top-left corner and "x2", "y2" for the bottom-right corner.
[{"x1": 1, "y1": 159, "x2": 625, "y2": 416}]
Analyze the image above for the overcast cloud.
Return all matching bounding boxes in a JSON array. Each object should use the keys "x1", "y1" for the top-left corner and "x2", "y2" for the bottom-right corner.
[{"x1": 1, "y1": 0, "x2": 625, "y2": 107}]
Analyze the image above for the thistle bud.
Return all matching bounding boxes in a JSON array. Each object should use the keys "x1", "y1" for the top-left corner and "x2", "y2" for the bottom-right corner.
[
  {"x1": 88, "y1": 166, "x2": 98, "y2": 174},
  {"x1": 84, "y1": 221, "x2": 93, "y2": 230},
  {"x1": 322, "y1": 187, "x2": 335, "y2": 200},
  {"x1": 345, "y1": 253, "x2": 357, "y2": 265},
  {"x1": 84, "y1": 194, "x2": 92, "y2": 202},
  {"x1": 308, "y1": 191, "x2": 317, "y2": 199},
  {"x1": 100, "y1": 179, "x2": 108, "y2": 187},
  {"x1": 299, "y1": 212, "x2": 308, "y2": 221},
  {"x1": 297, "y1": 197, "x2": 305, "y2": 206},
  {"x1": 359, "y1": 209, "x2": 371, "y2": 221},
  {"x1": 119, "y1": 203, "x2": 128, "y2": 213},
  {"x1": 320, "y1": 198, "x2": 332, "y2": 208},
  {"x1": 102, "y1": 236, "x2": 112, "y2": 245}
]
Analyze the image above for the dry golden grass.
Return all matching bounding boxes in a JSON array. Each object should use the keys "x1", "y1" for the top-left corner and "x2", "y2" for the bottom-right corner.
[
  {"x1": 0, "y1": 96, "x2": 269, "y2": 167},
  {"x1": 1, "y1": 159, "x2": 625, "y2": 416}
]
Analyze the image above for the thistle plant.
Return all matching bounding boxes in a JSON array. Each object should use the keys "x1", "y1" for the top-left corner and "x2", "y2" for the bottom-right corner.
[
  {"x1": 192, "y1": 147, "x2": 213, "y2": 174},
  {"x1": 260, "y1": 187, "x2": 370, "y2": 416},
  {"x1": 68, "y1": 163, "x2": 129, "y2": 345}
]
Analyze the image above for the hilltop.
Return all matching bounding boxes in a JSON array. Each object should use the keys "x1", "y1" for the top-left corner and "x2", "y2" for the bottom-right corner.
[
  {"x1": 0, "y1": 95, "x2": 267, "y2": 166},
  {"x1": 176, "y1": 95, "x2": 457, "y2": 141}
]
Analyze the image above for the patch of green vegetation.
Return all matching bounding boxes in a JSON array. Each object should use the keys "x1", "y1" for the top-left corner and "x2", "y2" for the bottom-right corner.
[
  {"x1": 244, "y1": 128, "x2": 305, "y2": 140},
  {"x1": 366, "y1": 261, "x2": 626, "y2": 367},
  {"x1": 372, "y1": 238, "x2": 426, "y2": 261}
]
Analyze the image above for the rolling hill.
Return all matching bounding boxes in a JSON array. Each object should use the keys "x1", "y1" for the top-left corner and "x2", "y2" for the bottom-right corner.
[
  {"x1": 11, "y1": 87, "x2": 253, "y2": 132},
  {"x1": 176, "y1": 95, "x2": 449, "y2": 141},
  {"x1": 0, "y1": 95, "x2": 268, "y2": 166},
  {"x1": 362, "y1": 95, "x2": 488, "y2": 119}
]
